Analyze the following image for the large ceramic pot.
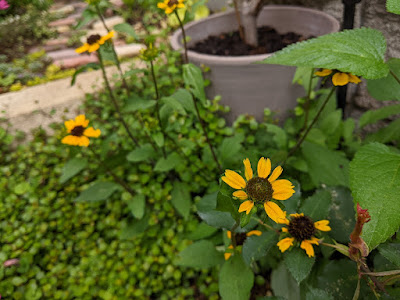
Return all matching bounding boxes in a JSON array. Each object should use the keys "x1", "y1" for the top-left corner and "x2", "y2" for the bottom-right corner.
[{"x1": 170, "y1": 5, "x2": 340, "y2": 123}]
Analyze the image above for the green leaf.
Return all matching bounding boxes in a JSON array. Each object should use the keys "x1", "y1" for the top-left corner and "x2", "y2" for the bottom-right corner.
[
  {"x1": 60, "y1": 158, "x2": 88, "y2": 184},
  {"x1": 14, "y1": 182, "x2": 30, "y2": 195},
  {"x1": 378, "y1": 242, "x2": 400, "y2": 267},
  {"x1": 176, "y1": 240, "x2": 224, "y2": 268},
  {"x1": 154, "y1": 152, "x2": 182, "y2": 172},
  {"x1": 267, "y1": 124, "x2": 288, "y2": 150},
  {"x1": 270, "y1": 263, "x2": 300, "y2": 300},
  {"x1": 242, "y1": 232, "x2": 276, "y2": 265},
  {"x1": 120, "y1": 214, "x2": 149, "y2": 239},
  {"x1": 219, "y1": 255, "x2": 254, "y2": 300},
  {"x1": 299, "y1": 189, "x2": 331, "y2": 221},
  {"x1": 70, "y1": 63, "x2": 100, "y2": 86},
  {"x1": 216, "y1": 192, "x2": 238, "y2": 219},
  {"x1": 367, "y1": 58, "x2": 400, "y2": 100},
  {"x1": 197, "y1": 193, "x2": 236, "y2": 228},
  {"x1": 359, "y1": 103, "x2": 400, "y2": 128},
  {"x1": 74, "y1": 8, "x2": 97, "y2": 29},
  {"x1": 171, "y1": 181, "x2": 191, "y2": 219},
  {"x1": 306, "y1": 288, "x2": 334, "y2": 300},
  {"x1": 162, "y1": 96, "x2": 187, "y2": 115},
  {"x1": 283, "y1": 247, "x2": 315, "y2": 284},
  {"x1": 126, "y1": 144, "x2": 156, "y2": 162},
  {"x1": 183, "y1": 63, "x2": 206, "y2": 104},
  {"x1": 350, "y1": 143, "x2": 400, "y2": 250},
  {"x1": 170, "y1": 88, "x2": 195, "y2": 114},
  {"x1": 75, "y1": 181, "x2": 120, "y2": 202},
  {"x1": 218, "y1": 134, "x2": 244, "y2": 166},
  {"x1": 261, "y1": 28, "x2": 388, "y2": 79},
  {"x1": 302, "y1": 142, "x2": 350, "y2": 187},
  {"x1": 387, "y1": 0, "x2": 400, "y2": 14},
  {"x1": 186, "y1": 222, "x2": 218, "y2": 240},
  {"x1": 113, "y1": 22, "x2": 139, "y2": 40},
  {"x1": 99, "y1": 42, "x2": 117, "y2": 64},
  {"x1": 153, "y1": 132, "x2": 164, "y2": 147},
  {"x1": 319, "y1": 110, "x2": 342, "y2": 136},
  {"x1": 365, "y1": 118, "x2": 400, "y2": 144},
  {"x1": 123, "y1": 96, "x2": 156, "y2": 112},
  {"x1": 127, "y1": 194, "x2": 145, "y2": 219}
]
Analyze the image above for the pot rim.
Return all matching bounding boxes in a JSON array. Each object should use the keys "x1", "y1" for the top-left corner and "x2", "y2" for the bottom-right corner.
[{"x1": 170, "y1": 5, "x2": 341, "y2": 65}]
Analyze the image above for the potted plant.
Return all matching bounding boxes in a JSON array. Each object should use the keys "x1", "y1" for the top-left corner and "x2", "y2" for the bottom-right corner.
[{"x1": 170, "y1": 4, "x2": 340, "y2": 123}]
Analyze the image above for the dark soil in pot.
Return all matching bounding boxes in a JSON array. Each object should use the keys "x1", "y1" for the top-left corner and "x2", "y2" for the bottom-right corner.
[{"x1": 189, "y1": 26, "x2": 312, "y2": 56}]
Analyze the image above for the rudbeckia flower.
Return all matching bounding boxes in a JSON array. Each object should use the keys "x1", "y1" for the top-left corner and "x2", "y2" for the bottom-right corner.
[
  {"x1": 157, "y1": 0, "x2": 185, "y2": 14},
  {"x1": 314, "y1": 69, "x2": 361, "y2": 86},
  {"x1": 75, "y1": 31, "x2": 115, "y2": 54},
  {"x1": 276, "y1": 213, "x2": 331, "y2": 257},
  {"x1": 61, "y1": 115, "x2": 101, "y2": 147},
  {"x1": 224, "y1": 230, "x2": 262, "y2": 260},
  {"x1": 221, "y1": 157, "x2": 295, "y2": 223}
]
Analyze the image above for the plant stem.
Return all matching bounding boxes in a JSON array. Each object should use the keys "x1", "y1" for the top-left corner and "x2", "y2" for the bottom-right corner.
[
  {"x1": 88, "y1": 148, "x2": 135, "y2": 196},
  {"x1": 98, "y1": 50, "x2": 140, "y2": 147},
  {"x1": 95, "y1": 4, "x2": 131, "y2": 94},
  {"x1": 390, "y1": 69, "x2": 400, "y2": 86},
  {"x1": 301, "y1": 68, "x2": 315, "y2": 132},
  {"x1": 192, "y1": 96, "x2": 222, "y2": 174},
  {"x1": 233, "y1": 0, "x2": 245, "y2": 41},
  {"x1": 286, "y1": 86, "x2": 336, "y2": 160},
  {"x1": 252, "y1": 217, "x2": 280, "y2": 233},
  {"x1": 150, "y1": 60, "x2": 167, "y2": 158},
  {"x1": 230, "y1": 220, "x2": 240, "y2": 249},
  {"x1": 174, "y1": 10, "x2": 188, "y2": 64}
]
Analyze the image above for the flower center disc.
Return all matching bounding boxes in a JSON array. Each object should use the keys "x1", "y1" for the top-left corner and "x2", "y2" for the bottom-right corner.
[
  {"x1": 71, "y1": 126, "x2": 85, "y2": 137},
  {"x1": 288, "y1": 215, "x2": 315, "y2": 241},
  {"x1": 87, "y1": 34, "x2": 101, "y2": 45},
  {"x1": 168, "y1": 0, "x2": 178, "y2": 6},
  {"x1": 246, "y1": 177, "x2": 273, "y2": 202}
]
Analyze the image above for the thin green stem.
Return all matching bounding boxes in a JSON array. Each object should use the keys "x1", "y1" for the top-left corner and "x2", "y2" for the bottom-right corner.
[
  {"x1": 192, "y1": 96, "x2": 222, "y2": 174},
  {"x1": 174, "y1": 10, "x2": 188, "y2": 64},
  {"x1": 285, "y1": 86, "x2": 336, "y2": 161},
  {"x1": 252, "y1": 217, "x2": 280, "y2": 233},
  {"x1": 150, "y1": 60, "x2": 167, "y2": 158},
  {"x1": 98, "y1": 51, "x2": 139, "y2": 147},
  {"x1": 230, "y1": 220, "x2": 240, "y2": 249},
  {"x1": 301, "y1": 68, "x2": 315, "y2": 132},
  {"x1": 390, "y1": 69, "x2": 400, "y2": 86}
]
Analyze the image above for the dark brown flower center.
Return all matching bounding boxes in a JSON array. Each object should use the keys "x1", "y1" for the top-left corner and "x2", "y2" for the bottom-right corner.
[
  {"x1": 168, "y1": 0, "x2": 178, "y2": 6},
  {"x1": 246, "y1": 177, "x2": 273, "y2": 202},
  {"x1": 87, "y1": 34, "x2": 101, "y2": 45},
  {"x1": 235, "y1": 233, "x2": 247, "y2": 246},
  {"x1": 71, "y1": 126, "x2": 85, "y2": 137},
  {"x1": 288, "y1": 215, "x2": 315, "y2": 241}
]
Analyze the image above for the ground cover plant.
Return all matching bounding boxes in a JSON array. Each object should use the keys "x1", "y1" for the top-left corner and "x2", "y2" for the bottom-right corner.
[{"x1": 1, "y1": 0, "x2": 400, "y2": 299}]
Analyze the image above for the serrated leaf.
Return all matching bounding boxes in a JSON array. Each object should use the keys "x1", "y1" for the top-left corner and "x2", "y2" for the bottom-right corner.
[
  {"x1": 350, "y1": 143, "x2": 400, "y2": 250},
  {"x1": 123, "y1": 96, "x2": 156, "y2": 112},
  {"x1": 176, "y1": 240, "x2": 224, "y2": 268},
  {"x1": 219, "y1": 255, "x2": 254, "y2": 300},
  {"x1": 126, "y1": 144, "x2": 156, "y2": 162},
  {"x1": 299, "y1": 189, "x2": 331, "y2": 221},
  {"x1": 198, "y1": 210, "x2": 236, "y2": 229},
  {"x1": 127, "y1": 194, "x2": 145, "y2": 219},
  {"x1": 216, "y1": 192, "x2": 238, "y2": 219},
  {"x1": 319, "y1": 110, "x2": 342, "y2": 136},
  {"x1": 261, "y1": 28, "x2": 389, "y2": 79},
  {"x1": 113, "y1": 22, "x2": 139, "y2": 40},
  {"x1": 283, "y1": 247, "x2": 315, "y2": 284},
  {"x1": 378, "y1": 242, "x2": 400, "y2": 267},
  {"x1": 120, "y1": 213, "x2": 149, "y2": 239},
  {"x1": 359, "y1": 103, "x2": 400, "y2": 128},
  {"x1": 367, "y1": 58, "x2": 400, "y2": 101},
  {"x1": 99, "y1": 42, "x2": 117, "y2": 63},
  {"x1": 387, "y1": 0, "x2": 400, "y2": 14},
  {"x1": 75, "y1": 181, "x2": 120, "y2": 202},
  {"x1": 365, "y1": 118, "x2": 400, "y2": 144},
  {"x1": 183, "y1": 63, "x2": 206, "y2": 104},
  {"x1": 242, "y1": 232, "x2": 276, "y2": 265},
  {"x1": 267, "y1": 124, "x2": 288, "y2": 150},
  {"x1": 171, "y1": 181, "x2": 191, "y2": 219},
  {"x1": 171, "y1": 88, "x2": 195, "y2": 114},
  {"x1": 306, "y1": 288, "x2": 334, "y2": 300},
  {"x1": 218, "y1": 134, "x2": 245, "y2": 167},
  {"x1": 154, "y1": 152, "x2": 182, "y2": 172},
  {"x1": 302, "y1": 141, "x2": 350, "y2": 187},
  {"x1": 186, "y1": 222, "x2": 218, "y2": 240},
  {"x1": 270, "y1": 263, "x2": 300, "y2": 300},
  {"x1": 162, "y1": 96, "x2": 187, "y2": 115},
  {"x1": 59, "y1": 157, "x2": 88, "y2": 184}
]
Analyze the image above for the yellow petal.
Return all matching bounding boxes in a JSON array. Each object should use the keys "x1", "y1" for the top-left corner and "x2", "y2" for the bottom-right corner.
[
  {"x1": 77, "y1": 136, "x2": 90, "y2": 147},
  {"x1": 157, "y1": 2, "x2": 167, "y2": 8},
  {"x1": 99, "y1": 31, "x2": 114, "y2": 44},
  {"x1": 289, "y1": 213, "x2": 304, "y2": 218},
  {"x1": 272, "y1": 180, "x2": 295, "y2": 200},
  {"x1": 257, "y1": 157, "x2": 271, "y2": 178},
  {"x1": 177, "y1": 3, "x2": 185, "y2": 8},
  {"x1": 243, "y1": 158, "x2": 253, "y2": 181},
  {"x1": 281, "y1": 227, "x2": 288, "y2": 232},
  {"x1": 84, "y1": 127, "x2": 101, "y2": 138},
  {"x1": 332, "y1": 72, "x2": 349, "y2": 86},
  {"x1": 165, "y1": 6, "x2": 174, "y2": 14},
  {"x1": 277, "y1": 237, "x2": 294, "y2": 253},
  {"x1": 268, "y1": 166, "x2": 283, "y2": 183},
  {"x1": 222, "y1": 170, "x2": 246, "y2": 189},
  {"x1": 224, "y1": 252, "x2": 232, "y2": 260},
  {"x1": 309, "y1": 236, "x2": 320, "y2": 245},
  {"x1": 272, "y1": 179, "x2": 294, "y2": 190},
  {"x1": 75, "y1": 43, "x2": 90, "y2": 53},
  {"x1": 238, "y1": 200, "x2": 254, "y2": 215},
  {"x1": 264, "y1": 202, "x2": 287, "y2": 224},
  {"x1": 88, "y1": 43, "x2": 100, "y2": 52},
  {"x1": 74, "y1": 115, "x2": 89, "y2": 127},
  {"x1": 61, "y1": 135, "x2": 79, "y2": 146},
  {"x1": 64, "y1": 119, "x2": 76, "y2": 132},
  {"x1": 272, "y1": 190, "x2": 295, "y2": 201},
  {"x1": 314, "y1": 69, "x2": 332, "y2": 77},
  {"x1": 246, "y1": 230, "x2": 262, "y2": 237},
  {"x1": 300, "y1": 240, "x2": 315, "y2": 257},
  {"x1": 315, "y1": 220, "x2": 331, "y2": 231},
  {"x1": 227, "y1": 231, "x2": 231, "y2": 239},
  {"x1": 348, "y1": 74, "x2": 361, "y2": 84},
  {"x1": 232, "y1": 190, "x2": 248, "y2": 200}
]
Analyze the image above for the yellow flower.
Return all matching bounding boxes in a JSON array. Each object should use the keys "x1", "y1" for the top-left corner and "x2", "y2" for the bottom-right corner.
[
  {"x1": 75, "y1": 31, "x2": 115, "y2": 54},
  {"x1": 221, "y1": 157, "x2": 295, "y2": 223},
  {"x1": 61, "y1": 115, "x2": 101, "y2": 147},
  {"x1": 157, "y1": 0, "x2": 185, "y2": 14},
  {"x1": 315, "y1": 68, "x2": 361, "y2": 86},
  {"x1": 276, "y1": 213, "x2": 331, "y2": 257},
  {"x1": 224, "y1": 230, "x2": 262, "y2": 260}
]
